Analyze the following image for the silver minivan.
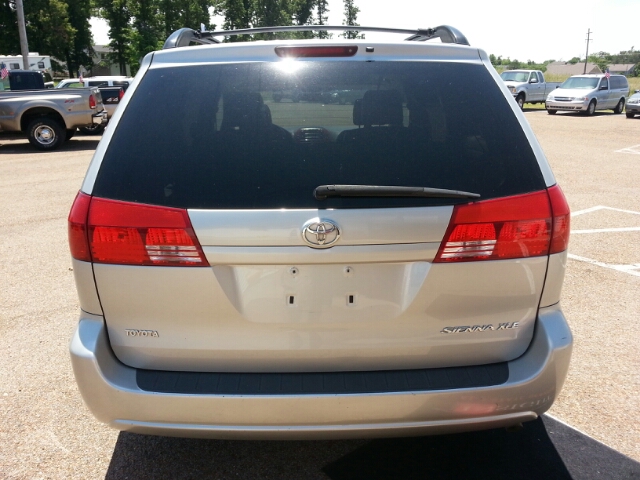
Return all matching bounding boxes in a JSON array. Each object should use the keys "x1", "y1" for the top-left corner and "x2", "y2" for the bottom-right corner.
[
  {"x1": 546, "y1": 73, "x2": 629, "y2": 115},
  {"x1": 68, "y1": 25, "x2": 572, "y2": 440}
]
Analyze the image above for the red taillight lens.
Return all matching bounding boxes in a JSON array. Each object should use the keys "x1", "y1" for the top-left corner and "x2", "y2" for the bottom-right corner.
[
  {"x1": 89, "y1": 94, "x2": 96, "y2": 109},
  {"x1": 434, "y1": 190, "x2": 554, "y2": 263},
  {"x1": 275, "y1": 46, "x2": 358, "y2": 58},
  {"x1": 547, "y1": 185, "x2": 570, "y2": 254},
  {"x1": 119, "y1": 89, "x2": 124, "y2": 100},
  {"x1": 68, "y1": 191, "x2": 92, "y2": 262},
  {"x1": 69, "y1": 197, "x2": 209, "y2": 267}
]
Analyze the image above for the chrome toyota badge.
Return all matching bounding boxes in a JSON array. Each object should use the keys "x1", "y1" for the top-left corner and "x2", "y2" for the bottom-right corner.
[{"x1": 302, "y1": 219, "x2": 340, "y2": 248}]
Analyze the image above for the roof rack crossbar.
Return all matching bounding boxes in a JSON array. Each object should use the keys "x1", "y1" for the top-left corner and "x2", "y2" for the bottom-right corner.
[{"x1": 163, "y1": 25, "x2": 469, "y2": 50}]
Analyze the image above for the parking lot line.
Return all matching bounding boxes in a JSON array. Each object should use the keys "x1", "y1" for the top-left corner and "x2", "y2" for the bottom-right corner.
[
  {"x1": 572, "y1": 227, "x2": 640, "y2": 234},
  {"x1": 571, "y1": 205, "x2": 640, "y2": 217},
  {"x1": 568, "y1": 253, "x2": 640, "y2": 277},
  {"x1": 614, "y1": 144, "x2": 640, "y2": 155}
]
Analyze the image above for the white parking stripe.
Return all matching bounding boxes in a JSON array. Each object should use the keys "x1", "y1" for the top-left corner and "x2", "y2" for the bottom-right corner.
[
  {"x1": 615, "y1": 144, "x2": 640, "y2": 155},
  {"x1": 568, "y1": 254, "x2": 640, "y2": 277},
  {"x1": 572, "y1": 227, "x2": 640, "y2": 234},
  {"x1": 571, "y1": 205, "x2": 640, "y2": 217}
]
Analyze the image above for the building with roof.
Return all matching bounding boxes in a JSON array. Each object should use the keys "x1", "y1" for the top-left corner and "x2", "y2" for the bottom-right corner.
[
  {"x1": 545, "y1": 62, "x2": 602, "y2": 76},
  {"x1": 607, "y1": 64, "x2": 636, "y2": 75},
  {"x1": 89, "y1": 45, "x2": 131, "y2": 76}
]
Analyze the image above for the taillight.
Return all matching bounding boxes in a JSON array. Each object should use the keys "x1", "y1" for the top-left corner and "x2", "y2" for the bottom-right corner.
[
  {"x1": 275, "y1": 46, "x2": 358, "y2": 58},
  {"x1": 68, "y1": 194, "x2": 209, "y2": 267},
  {"x1": 68, "y1": 192, "x2": 92, "y2": 262},
  {"x1": 89, "y1": 94, "x2": 96, "y2": 109},
  {"x1": 118, "y1": 89, "x2": 124, "y2": 100},
  {"x1": 547, "y1": 185, "x2": 570, "y2": 254},
  {"x1": 434, "y1": 190, "x2": 556, "y2": 263}
]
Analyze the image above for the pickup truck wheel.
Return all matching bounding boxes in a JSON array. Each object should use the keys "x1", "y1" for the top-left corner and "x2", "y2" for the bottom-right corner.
[
  {"x1": 516, "y1": 94, "x2": 525, "y2": 110},
  {"x1": 613, "y1": 98, "x2": 625, "y2": 114},
  {"x1": 79, "y1": 123, "x2": 106, "y2": 135},
  {"x1": 27, "y1": 117, "x2": 66, "y2": 151},
  {"x1": 586, "y1": 100, "x2": 597, "y2": 116},
  {"x1": 66, "y1": 129, "x2": 76, "y2": 141}
]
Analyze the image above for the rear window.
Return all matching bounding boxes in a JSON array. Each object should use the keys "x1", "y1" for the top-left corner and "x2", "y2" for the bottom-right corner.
[
  {"x1": 112, "y1": 80, "x2": 130, "y2": 91},
  {"x1": 93, "y1": 61, "x2": 545, "y2": 209}
]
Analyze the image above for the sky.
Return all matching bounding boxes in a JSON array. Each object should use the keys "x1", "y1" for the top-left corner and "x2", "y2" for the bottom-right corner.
[{"x1": 90, "y1": 0, "x2": 639, "y2": 62}]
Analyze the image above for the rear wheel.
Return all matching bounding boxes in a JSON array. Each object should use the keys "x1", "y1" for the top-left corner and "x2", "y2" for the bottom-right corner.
[
  {"x1": 613, "y1": 98, "x2": 625, "y2": 114},
  {"x1": 27, "y1": 117, "x2": 66, "y2": 151},
  {"x1": 516, "y1": 94, "x2": 525, "y2": 110},
  {"x1": 586, "y1": 100, "x2": 596, "y2": 116}
]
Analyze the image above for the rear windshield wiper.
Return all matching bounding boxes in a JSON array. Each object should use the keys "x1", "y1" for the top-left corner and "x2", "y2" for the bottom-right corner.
[{"x1": 314, "y1": 184, "x2": 481, "y2": 200}]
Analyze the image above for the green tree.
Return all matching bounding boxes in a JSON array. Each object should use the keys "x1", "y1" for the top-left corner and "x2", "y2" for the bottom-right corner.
[
  {"x1": 0, "y1": 0, "x2": 20, "y2": 54},
  {"x1": 24, "y1": 0, "x2": 76, "y2": 71},
  {"x1": 342, "y1": 0, "x2": 362, "y2": 39},
  {"x1": 315, "y1": 0, "x2": 329, "y2": 38},
  {"x1": 65, "y1": 0, "x2": 94, "y2": 77},
  {"x1": 217, "y1": 0, "x2": 253, "y2": 32},
  {"x1": 95, "y1": 0, "x2": 134, "y2": 75}
]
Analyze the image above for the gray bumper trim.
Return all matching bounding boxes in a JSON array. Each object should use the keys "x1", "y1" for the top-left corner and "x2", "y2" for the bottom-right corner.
[{"x1": 70, "y1": 305, "x2": 572, "y2": 439}]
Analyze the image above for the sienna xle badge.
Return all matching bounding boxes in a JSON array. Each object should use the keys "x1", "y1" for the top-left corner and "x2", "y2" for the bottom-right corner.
[{"x1": 69, "y1": 24, "x2": 572, "y2": 439}]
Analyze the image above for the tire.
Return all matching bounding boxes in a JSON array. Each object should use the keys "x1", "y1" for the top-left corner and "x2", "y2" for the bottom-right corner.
[
  {"x1": 586, "y1": 100, "x2": 596, "y2": 116},
  {"x1": 516, "y1": 94, "x2": 525, "y2": 110},
  {"x1": 66, "y1": 129, "x2": 76, "y2": 141},
  {"x1": 79, "y1": 123, "x2": 105, "y2": 135},
  {"x1": 547, "y1": 109, "x2": 557, "y2": 115},
  {"x1": 27, "y1": 117, "x2": 66, "y2": 151},
  {"x1": 613, "y1": 98, "x2": 625, "y2": 114},
  {"x1": 627, "y1": 112, "x2": 635, "y2": 119}
]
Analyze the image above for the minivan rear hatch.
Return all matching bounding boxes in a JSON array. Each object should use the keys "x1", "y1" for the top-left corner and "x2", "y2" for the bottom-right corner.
[{"x1": 84, "y1": 52, "x2": 557, "y2": 372}]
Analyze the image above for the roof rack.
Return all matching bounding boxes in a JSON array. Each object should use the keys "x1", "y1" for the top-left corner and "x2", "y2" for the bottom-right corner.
[{"x1": 163, "y1": 25, "x2": 469, "y2": 50}]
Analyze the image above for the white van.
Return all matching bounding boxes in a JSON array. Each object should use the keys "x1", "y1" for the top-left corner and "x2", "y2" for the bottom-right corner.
[{"x1": 545, "y1": 74, "x2": 629, "y2": 115}]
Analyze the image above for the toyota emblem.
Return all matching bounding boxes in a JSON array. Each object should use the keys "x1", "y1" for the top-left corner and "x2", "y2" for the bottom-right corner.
[{"x1": 302, "y1": 219, "x2": 341, "y2": 248}]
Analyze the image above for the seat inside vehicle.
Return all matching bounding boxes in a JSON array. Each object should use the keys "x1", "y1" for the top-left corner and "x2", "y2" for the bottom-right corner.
[
  {"x1": 337, "y1": 89, "x2": 405, "y2": 144},
  {"x1": 218, "y1": 91, "x2": 291, "y2": 143}
]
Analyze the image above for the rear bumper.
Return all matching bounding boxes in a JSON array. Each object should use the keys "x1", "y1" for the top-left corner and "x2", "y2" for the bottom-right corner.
[
  {"x1": 70, "y1": 305, "x2": 572, "y2": 439},
  {"x1": 92, "y1": 110, "x2": 108, "y2": 125}
]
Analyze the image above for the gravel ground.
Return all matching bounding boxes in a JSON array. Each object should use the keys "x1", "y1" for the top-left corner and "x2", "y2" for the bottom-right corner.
[{"x1": 0, "y1": 111, "x2": 638, "y2": 478}]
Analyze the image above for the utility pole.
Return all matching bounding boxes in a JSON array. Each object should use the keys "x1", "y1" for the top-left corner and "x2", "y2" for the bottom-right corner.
[
  {"x1": 15, "y1": 0, "x2": 30, "y2": 71},
  {"x1": 584, "y1": 28, "x2": 593, "y2": 74}
]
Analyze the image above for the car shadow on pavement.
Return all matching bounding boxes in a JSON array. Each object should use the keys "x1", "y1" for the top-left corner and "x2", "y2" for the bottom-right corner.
[
  {"x1": 104, "y1": 415, "x2": 640, "y2": 480},
  {"x1": 0, "y1": 136, "x2": 100, "y2": 154}
]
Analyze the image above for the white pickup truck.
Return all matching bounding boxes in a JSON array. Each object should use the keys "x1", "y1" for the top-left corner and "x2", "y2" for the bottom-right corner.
[{"x1": 500, "y1": 70, "x2": 561, "y2": 110}]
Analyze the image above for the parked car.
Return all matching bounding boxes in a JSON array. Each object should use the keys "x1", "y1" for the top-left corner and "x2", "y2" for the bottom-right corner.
[
  {"x1": 56, "y1": 76, "x2": 133, "y2": 91},
  {"x1": 545, "y1": 74, "x2": 629, "y2": 115},
  {"x1": 0, "y1": 85, "x2": 106, "y2": 149},
  {"x1": 78, "y1": 86, "x2": 124, "y2": 134},
  {"x1": 69, "y1": 24, "x2": 572, "y2": 440},
  {"x1": 625, "y1": 90, "x2": 640, "y2": 118},
  {"x1": 500, "y1": 70, "x2": 561, "y2": 109}
]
